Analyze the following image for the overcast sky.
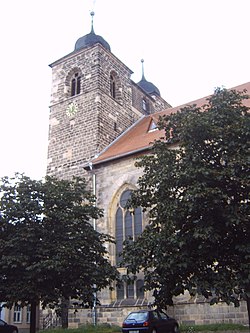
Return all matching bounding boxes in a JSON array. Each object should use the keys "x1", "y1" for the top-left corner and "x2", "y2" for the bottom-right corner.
[{"x1": 0, "y1": 0, "x2": 249, "y2": 179}]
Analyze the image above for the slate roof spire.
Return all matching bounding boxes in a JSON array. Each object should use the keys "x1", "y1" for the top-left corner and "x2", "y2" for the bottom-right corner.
[
  {"x1": 74, "y1": 11, "x2": 111, "y2": 52},
  {"x1": 137, "y1": 59, "x2": 161, "y2": 97}
]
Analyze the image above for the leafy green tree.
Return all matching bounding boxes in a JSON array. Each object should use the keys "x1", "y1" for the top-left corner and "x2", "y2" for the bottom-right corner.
[
  {"x1": 0, "y1": 174, "x2": 118, "y2": 333},
  {"x1": 122, "y1": 88, "x2": 250, "y2": 325}
]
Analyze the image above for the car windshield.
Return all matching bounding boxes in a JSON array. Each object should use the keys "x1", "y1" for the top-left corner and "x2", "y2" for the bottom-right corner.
[{"x1": 126, "y1": 312, "x2": 148, "y2": 322}]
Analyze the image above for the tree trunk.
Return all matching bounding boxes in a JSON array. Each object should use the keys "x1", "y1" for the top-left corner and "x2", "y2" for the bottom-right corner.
[
  {"x1": 246, "y1": 295, "x2": 250, "y2": 329},
  {"x1": 61, "y1": 298, "x2": 69, "y2": 329},
  {"x1": 30, "y1": 301, "x2": 37, "y2": 333}
]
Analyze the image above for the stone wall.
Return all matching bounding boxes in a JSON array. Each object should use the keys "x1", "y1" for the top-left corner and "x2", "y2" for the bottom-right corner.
[
  {"x1": 67, "y1": 301, "x2": 248, "y2": 328},
  {"x1": 45, "y1": 36, "x2": 248, "y2": 328},
  {"x1": 47, "y1": 42, "x2": 171, "y2": 179},
  {"x1": 47, "y1": 44, "x2": 140, "y2": 179},
  {"x1": 131, "y1": 81, "x2": 171, "y2": 115},
  {"x1": 84, "y1": 156, "x2": 249, "y2": 327},
  {"x1": 170, "y1": 301, "x2": 248, "y2": 326}
]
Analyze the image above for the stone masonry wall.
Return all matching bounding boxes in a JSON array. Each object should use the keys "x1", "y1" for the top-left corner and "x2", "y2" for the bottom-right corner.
[
  {"x1": 47, "y1": 43, "x2": 171, "y2": 179},
  {"x1": 80, "y1": 156, "x2": 249, "y2": 327},
  {"x1": 171, "y1": 300, "x2": 248, "y2": 326},
  {"x1": 131, "y1": 81, "x2": 171, "y2": 115},
  {"x1": 47, "y1": 44, "x2": 141, "y2": 179},
  {"x1": 67, "y1": 300, "x2": 248, "y2": 328}
]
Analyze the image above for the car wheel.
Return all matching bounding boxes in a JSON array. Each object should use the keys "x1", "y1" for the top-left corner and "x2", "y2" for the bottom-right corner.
[{"x1": 172, "y1": 324, "x2": 179, "y2": 333}]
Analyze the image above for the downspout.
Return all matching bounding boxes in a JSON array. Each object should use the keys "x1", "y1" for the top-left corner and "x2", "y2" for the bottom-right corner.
[
  {"x1": 89, "y1": 162, "x2": 97, "y2": 325},
  {"x1": 92, "y1": 174, "x2": 96, "y2": 231}
]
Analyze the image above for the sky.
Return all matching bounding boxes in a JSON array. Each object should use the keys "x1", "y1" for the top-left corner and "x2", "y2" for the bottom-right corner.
[{"x1": 0, "y1": 0, "x2": 249, "y2": 180}]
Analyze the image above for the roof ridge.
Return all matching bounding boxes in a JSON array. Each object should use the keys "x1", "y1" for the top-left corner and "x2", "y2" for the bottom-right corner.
[{"x1": 85, "y1": 81, "x2": 250, "y2": 168}]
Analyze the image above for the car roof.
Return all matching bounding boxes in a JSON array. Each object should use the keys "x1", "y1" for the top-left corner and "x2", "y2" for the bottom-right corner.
[
  {"x1": 130, "y1": 310, "x2": 148, "y2": 313},
  {"x1": 129, "y1": 309, "x2": 159, "y2": 313}
]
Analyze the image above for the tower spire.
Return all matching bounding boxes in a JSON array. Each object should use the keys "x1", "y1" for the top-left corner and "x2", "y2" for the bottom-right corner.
[
  {"x1": 137, "y1": 59, "x2": 161, "y2": 96},
  {"x1": 90, "y1": 11, "x2": 95, "y2": 33},
  {"x1": 74, "y1": 8, "x2": 111, "y2": 52},
  {"x1": 141, "y1": 59, "x2": 146, "y2": 80}
]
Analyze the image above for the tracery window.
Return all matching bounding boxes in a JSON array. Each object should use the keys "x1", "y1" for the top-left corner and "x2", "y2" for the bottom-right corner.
[
  {"x1": 115, "y1": 190, "x2": 142, "y2": 264},
  {"x1": 136, "y1": 279, "x2": 144, "y2": 298},
  {"x1": 71, "y1": 72, "x2": 81, "y2": 96},
  {"x1": 117, "y1": 278, "x2": 144, "y2": 300},
  {"x1": 115, "y1": 189, "x2": 144, "y2": 300}
]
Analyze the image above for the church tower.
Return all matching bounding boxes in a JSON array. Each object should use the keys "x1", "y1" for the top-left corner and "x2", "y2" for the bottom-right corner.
[{"x1": 47, "y1": 12, "x2": 170, "y2": 179}]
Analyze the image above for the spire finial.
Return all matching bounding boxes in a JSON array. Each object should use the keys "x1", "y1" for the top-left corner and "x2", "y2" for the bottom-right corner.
[
  {"x1": 90, "y1": 11, "x2": 95, "y2": 33},
  {"x1": 141, "y1": 59, "x2": 145, "y2": 80}
]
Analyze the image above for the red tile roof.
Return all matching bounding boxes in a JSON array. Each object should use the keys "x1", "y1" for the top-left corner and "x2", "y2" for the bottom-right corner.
[{"x1": 92, "y1": 82, "x2": 250, "y2": 166}]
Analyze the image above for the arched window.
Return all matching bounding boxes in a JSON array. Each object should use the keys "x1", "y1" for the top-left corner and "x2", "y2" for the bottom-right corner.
[
  {"x1": 127, "y1": 282, "x2": 134, "y2": 298},
  {"x1": 136, "y1": 279, "x2": 144, "y2": 298},
  {"x1": 115, "y1": 189, "x2": 144, "y2": 300},
  {"x1": 110, "y1": 74, "x2": 116, "y2": 98},
  {"x1": 117, "y1": 277, "x2": 145, "y2": 301},
  {"x1": 115, "y1": 190, "x2": 142, "y2": 264},
  {"x1": 117, "y1": 282, "x2": 125, "y2": 300},
  {"x1": 116, "y1": 207, "x2": 123, "y2": 265},
  {"x1": 71, "y1": 72, "x2": 81, "y2": 96}
]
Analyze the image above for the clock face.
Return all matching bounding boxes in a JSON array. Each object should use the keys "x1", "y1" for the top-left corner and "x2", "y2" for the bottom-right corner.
[{"x1": 66, "y1": 101, "x2": 78, "y2": 117}]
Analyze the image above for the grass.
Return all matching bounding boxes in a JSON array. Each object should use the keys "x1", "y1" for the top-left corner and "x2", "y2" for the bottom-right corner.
[
  {"x1": 180, "y1": 323, "x2": 249, "y2": 332},
  {"x1": 44, "y1": 324, "x2": 249, "y2": 333},
  {"x1": 42, "y1": 323, "x2": 249, "y2": 333},
  {"x1": 42, "y1": 324, "x2": 121, "y2": 333}
]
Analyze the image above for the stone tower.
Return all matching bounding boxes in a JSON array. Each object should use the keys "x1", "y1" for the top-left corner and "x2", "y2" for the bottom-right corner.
[{"x1": 47, "y1": 13, "x2": 170, "y2": 179}]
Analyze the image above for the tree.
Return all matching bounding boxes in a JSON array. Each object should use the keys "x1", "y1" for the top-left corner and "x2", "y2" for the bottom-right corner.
[
  {"x1": 122, "y1": 88, "x2": 250, "y2": 325},
  {"x1": 0, "y1": 174, "x2": 118, "y2": 333}
]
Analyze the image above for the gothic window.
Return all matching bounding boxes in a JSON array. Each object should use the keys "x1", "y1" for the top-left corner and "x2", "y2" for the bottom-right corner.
[
  {"x1": 127, "y1": 282, "x2": 134, "y2": 298},
  {"x1": 71, "y1": 72, "x2": 81, "y2": 96},
  {"x1": 136, "y1": 279, "x2": 144, "y2": 298},
  {"x1": 117, "y1": 277, "x2": 144, "y2": 300},
  {"x1": 110, "y1": 74, "x2": 116, "y2": 98},
  {"x1": 117, "y1": 282, "x2": 125, "y2": 300},
  {"x1": 115, "y1": 190, "x2": 142, "y2": 264},
  {"x1": 115, "y1": 189, "x2": 144, "y2": 300}
]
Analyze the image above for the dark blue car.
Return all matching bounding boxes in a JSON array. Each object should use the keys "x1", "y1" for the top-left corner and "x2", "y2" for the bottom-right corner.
[
  {"x1": 122, "y1": 309, "x2": 179, "y2": 333},
  {"x1": 0, "y1": 320, "x2": 18, "y2": 333}
]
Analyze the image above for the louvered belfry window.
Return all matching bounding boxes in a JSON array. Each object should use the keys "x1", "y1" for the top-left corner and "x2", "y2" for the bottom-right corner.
[{"x1": 71, "y1": 72, "x2": 81, "y2": 96}]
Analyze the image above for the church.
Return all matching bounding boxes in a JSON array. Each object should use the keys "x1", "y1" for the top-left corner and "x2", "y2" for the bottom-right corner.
[{"x1": 46, "y1": 11, "x2": 250, "y2": 328}]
